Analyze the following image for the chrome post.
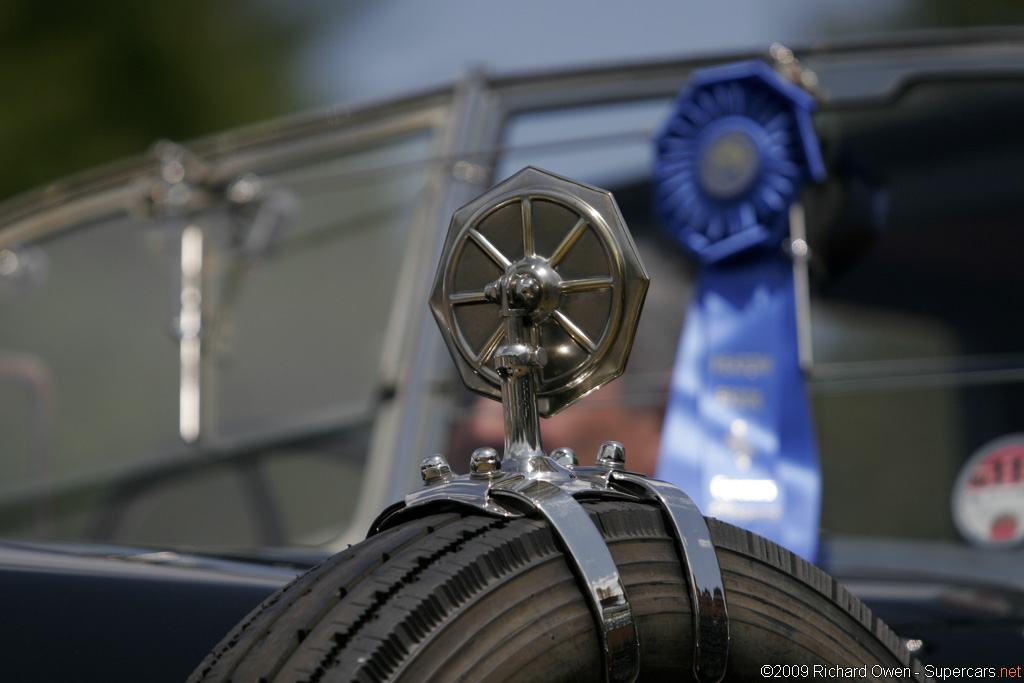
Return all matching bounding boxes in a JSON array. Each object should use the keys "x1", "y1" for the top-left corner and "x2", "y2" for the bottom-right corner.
[
  {"x1": 492, "y1": 272, "x2": 548, "y2": 461},
  {"x1": 147, "y1": 141, "x2": 212, "y2": 445},
  {"x1": 177, "y1": 223, "x2": 204, "y2": 444}
]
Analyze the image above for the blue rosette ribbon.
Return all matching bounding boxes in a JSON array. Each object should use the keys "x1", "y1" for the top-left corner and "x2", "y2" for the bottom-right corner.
[{"x1": 653, "y1": 60, "x2": 825, "y2": 562}]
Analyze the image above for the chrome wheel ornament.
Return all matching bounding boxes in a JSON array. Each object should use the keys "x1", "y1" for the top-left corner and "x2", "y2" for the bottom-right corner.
[
  {"x1": 377, "y1": 167, "x2": 729, "y2": 683},
  {"x1": 429, "y1": 166, "x2": 649, "y2": 421}
]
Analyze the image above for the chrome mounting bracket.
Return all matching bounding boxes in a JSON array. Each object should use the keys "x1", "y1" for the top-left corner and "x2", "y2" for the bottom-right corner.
[
  {"x1": 370, "y1": 167, "x2": 729, "y2": 683},
  {"x1": 137, "y1": 141, "x2": 296, "y2": 445}
]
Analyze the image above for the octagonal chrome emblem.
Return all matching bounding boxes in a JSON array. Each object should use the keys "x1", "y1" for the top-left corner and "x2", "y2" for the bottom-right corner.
[{"x1": 429, "y1": 167, "x2": 649, "y2": 416}]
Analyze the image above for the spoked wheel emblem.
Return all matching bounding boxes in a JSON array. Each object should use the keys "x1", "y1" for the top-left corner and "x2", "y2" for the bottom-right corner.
[{"x1": 430, "y1": 167, "x2": 648, "y2": 416}]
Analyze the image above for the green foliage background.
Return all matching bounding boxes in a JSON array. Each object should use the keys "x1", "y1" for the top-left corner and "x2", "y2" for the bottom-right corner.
[{"x1": 0, "y1": 0, "x2": 307, "y2": 201}]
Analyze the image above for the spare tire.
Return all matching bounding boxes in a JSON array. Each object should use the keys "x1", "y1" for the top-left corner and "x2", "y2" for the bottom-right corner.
[{"x1": 188, "y1": 500, "x2": 926, "y2": 682}]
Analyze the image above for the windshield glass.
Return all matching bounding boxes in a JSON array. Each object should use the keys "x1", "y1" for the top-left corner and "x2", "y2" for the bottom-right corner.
[
  {"x1": 3, "y1": 42, "x2": 1024, "y2": 559},
  {"x1": 0, "y1": 119, "x2": 436, "y2": 549}
]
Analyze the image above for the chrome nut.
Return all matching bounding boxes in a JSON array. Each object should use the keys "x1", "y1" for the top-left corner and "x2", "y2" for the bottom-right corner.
[
  {"x1": 596, "y1": 441, "x2": 626, "y2": 471},
  {"x1": 551, "y1": 447, "x2": 578, "y2": 467},
  {"x1": 470, "y1": 447, "x2": 502, "y2": 478},
  {"x1": 511, "y1": 274, "x2": 542, "y2": 309},
  {"x1": 420, "y1": 454, "x2": 454, "y2": 486}
]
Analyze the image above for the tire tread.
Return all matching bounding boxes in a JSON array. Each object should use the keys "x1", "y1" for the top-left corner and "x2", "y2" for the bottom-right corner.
[{"x1": 189, "y1": 502, "x2": 930, "y2": 683}]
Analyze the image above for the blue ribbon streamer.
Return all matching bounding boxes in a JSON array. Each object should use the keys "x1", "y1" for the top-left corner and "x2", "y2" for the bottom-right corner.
[
  {"x1": 654, "y1": 60, "x2": 824, "y2": 562},
  {"x1": 656, "y1": 251, "x2": 821, "y2": 562}
]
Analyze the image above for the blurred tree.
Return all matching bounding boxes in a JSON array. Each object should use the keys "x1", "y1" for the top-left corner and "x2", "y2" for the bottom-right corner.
[
  {"x1": 0, "y1": 0, "x2": 309, "y2": 200},
  {"x1": 924, "y1": 0, "x2": 1024, "y2": 26},
  {"x1": 818, "y1": 0, "x2": 1024, "y2": 45}
]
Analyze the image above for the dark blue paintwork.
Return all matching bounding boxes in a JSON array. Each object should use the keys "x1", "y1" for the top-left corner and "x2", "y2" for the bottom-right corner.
[{"x1": 0, "y1": 540, "x2": 313, "y2": 683}]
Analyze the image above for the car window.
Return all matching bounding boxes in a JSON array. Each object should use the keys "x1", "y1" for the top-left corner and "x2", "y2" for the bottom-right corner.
[{"x1": 807, "y1": 79, "x2": 1024, "y2": 541}]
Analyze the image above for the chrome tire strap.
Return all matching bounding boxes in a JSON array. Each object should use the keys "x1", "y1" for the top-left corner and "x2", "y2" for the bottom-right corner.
[
  {"x1": 374, "y1": 461, "x2": 732, "y2": 683},
  {"x1": 610, "y1": 472, "x2": 729, "y2": 683},
  {"x1": 493, "y1": 478, "x2": 640, "y2": 683}
]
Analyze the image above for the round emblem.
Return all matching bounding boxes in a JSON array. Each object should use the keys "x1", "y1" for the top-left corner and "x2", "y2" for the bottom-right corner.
[
  {"x1": 952, "y1": 435, "x2": 1024, "y2": 548},
  {"x1": 429, "y1": 167, "x2": 649, "y2": 416},
  {"x1": 696, "y1": 122, "x2": 763, "y2": 201}
]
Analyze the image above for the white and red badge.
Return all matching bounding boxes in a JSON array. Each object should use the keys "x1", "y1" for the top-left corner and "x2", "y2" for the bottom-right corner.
[{"x1": 952, "y1": 435, "x2": 1024, "y2": 548}]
